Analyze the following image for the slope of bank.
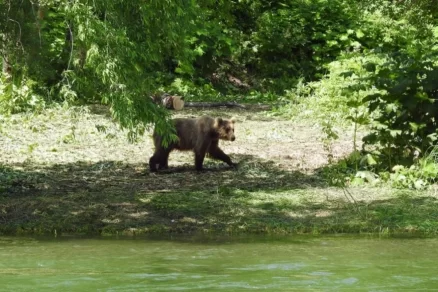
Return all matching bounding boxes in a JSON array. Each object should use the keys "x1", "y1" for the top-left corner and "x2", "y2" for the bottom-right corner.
[{"x1": 1, "y1": 106, "x2": 437, "y2": 236}]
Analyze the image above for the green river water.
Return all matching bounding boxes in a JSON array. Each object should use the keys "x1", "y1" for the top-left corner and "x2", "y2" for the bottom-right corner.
[{"x1": 0, "y1": 235, "x2": 437, "y2": 291}]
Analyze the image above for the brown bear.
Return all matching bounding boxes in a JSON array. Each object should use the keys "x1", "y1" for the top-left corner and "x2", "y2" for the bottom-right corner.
[{"x1": 149, "y1": 116, "x2": 237, "y2": 172}]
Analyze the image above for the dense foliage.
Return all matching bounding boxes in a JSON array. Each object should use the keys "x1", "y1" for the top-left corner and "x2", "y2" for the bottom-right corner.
[
  {"x1": 276, "y1": 0, "x2": 438, "y2": 187},
  {"x1": 1, "y1": 0, "x2": 200, "y2": 141},
  {"x1": 1, "y1": 0, "x2": 438, "y2": 185}
]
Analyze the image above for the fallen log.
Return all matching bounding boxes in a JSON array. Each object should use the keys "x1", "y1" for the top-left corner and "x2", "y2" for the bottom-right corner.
[
  {"x1": 151, "y1": 93, "x2": 272, "y2": 111},
  {"x1": 185, "y1": 102, "x2": 272, "y2": 111},
  {"x1": 184, "y1": 101, "x2": 246, "y2": 108},
  {"x1": 151, "y1": 93, "x2": 184, "y2": 110}
]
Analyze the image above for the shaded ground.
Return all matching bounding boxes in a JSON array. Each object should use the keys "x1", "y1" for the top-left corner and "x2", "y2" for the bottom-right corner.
[{"x1": 1, "y1": 106, "x2": 437, "y2": 236}]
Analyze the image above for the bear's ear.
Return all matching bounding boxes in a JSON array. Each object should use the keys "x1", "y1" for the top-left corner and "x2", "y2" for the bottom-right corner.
[
  {"x1": 230, "y1": 117, "x2": 236, "y2": 124},
  {"x1": 214, "y1": 117, "x2": 223, "y2": 128}
]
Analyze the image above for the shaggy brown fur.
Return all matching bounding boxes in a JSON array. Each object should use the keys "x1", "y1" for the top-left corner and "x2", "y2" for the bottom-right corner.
[{"x1": 149, "y1": 116, "x2": 236, "y2": 171}]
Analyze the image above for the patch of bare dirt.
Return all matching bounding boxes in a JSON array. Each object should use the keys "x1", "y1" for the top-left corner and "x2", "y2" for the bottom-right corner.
[{"x1": 0, "y1": 106, "x2": 357, "y2": 173}]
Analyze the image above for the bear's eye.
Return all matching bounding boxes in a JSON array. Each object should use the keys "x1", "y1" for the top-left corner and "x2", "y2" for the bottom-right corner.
[{"x1": 226, "y1": 127, "x2": 231, "y2": 133}]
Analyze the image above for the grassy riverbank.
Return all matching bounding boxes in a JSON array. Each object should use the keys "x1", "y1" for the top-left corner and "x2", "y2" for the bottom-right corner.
[{"x1": 1, "y1": 106, "x2": 438, "y2": 236}]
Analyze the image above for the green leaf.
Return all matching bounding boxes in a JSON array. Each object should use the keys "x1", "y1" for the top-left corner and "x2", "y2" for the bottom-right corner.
[
  {"x1": 422, "y1": 162, "x2": 438, "y2": 177},
  {"x1": 385, "y1": 103, "x2": 398, "y2": 113},
  {"x1": 339, "y1": 34, "x2": 349, "y2": 41},
  {"x1": 355, "y1": 30, "x2": 364, "y2": 38},
  {"x1": 409, "y1": 122, "x2": 426, "y2": 133},
  {"x1": 427, "y1": 133, "x2": 438, "y2": 142},
  {"x1": 194, "y1": 46, "x2": 205, "y2": 56},
  {"x1": 389, "y1": 130, "x2": 402, "y2": 137},
  {"x1": 366, "y1": 154, "x2": 377, "y2": 166}
]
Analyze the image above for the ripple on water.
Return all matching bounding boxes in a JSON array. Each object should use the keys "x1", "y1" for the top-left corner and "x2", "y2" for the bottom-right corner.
[
  {"x1": 392, "y1": 275, "x2": 424, "y2": 285},
  {"x1": 309, "y1": 271, "x2": 334, "y2": 276},
  {"x1": 228, "y1": 262, "x2": 306, "y2": 271},
  {"x1": 337, "y1": 277, "x2": 359, "y2": 285}
]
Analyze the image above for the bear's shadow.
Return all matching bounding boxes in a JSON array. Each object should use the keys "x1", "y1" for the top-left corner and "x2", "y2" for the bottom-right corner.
[{"x1": 148, "y1": 164, "x2": 237, "y2": 175}]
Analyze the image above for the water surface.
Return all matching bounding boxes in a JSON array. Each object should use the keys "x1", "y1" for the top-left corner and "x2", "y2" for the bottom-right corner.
[{"x1": 0, "y1": 235, "x2": 437, "y2": 291}]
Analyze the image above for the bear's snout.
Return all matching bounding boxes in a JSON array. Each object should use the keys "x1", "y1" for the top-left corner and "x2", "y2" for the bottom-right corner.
[{"x1": 231, "y1": 136, "x2": 236, "y2": 141}]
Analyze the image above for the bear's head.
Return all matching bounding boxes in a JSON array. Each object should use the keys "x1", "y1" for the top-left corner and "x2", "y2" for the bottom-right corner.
[{"x1": 214, "y1": 117, "x2": 236, "y2": 141}]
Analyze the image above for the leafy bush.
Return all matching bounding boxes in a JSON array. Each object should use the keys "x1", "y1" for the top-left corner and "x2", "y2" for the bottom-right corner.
[
  {"x1": 162, "y1": 77, "x2": 278, "y2": 104},
  {"x1": 0, "y1": 1, "x2": 199, "y2": 143},
  {"x1": 164, "y1": 78, "x2": 221, "y2": 102},
  {"x1": 278, "y1": 3, "x2": 438, "y2": 189},
  {"x1": 249, "y1": 0, "x2": 360, "y2": 91},
  {"x1": 278, "y1": 53, "x2": 384, "y2": 121},
  {"x1": 361, "y1": 33, "x2": 438, "y2": 167},
  {"x1": 0, "y1": 77, "x2": 46, "y2": 114}
]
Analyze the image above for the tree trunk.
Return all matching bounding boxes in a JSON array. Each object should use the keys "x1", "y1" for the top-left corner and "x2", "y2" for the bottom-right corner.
[{"x1": 1, "y1": 46, "x2": 12, "y2": 79}]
